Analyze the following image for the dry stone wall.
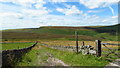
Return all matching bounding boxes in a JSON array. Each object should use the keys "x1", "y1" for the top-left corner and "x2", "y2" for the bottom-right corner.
[{"x1": 2, "y1": 42, "x2": 38, "y2": 66}]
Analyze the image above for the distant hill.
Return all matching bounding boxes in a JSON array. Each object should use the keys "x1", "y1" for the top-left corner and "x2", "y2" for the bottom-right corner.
[{"x1": 2, "y1": 24, "x2": 120, "y2": 41}]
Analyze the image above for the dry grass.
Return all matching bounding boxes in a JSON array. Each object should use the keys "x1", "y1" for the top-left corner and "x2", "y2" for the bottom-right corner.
[
  {"x1": 39, "y1": 40, "x2": 119, "y2": 48},
  {"x1": 2, "y1": 40, "x2": 119, "y2": 48}
]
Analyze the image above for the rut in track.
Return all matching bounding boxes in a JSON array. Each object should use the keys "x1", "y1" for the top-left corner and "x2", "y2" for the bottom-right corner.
[{"x1": 35, "y1": 46, "x2": 68, "y2": 66}]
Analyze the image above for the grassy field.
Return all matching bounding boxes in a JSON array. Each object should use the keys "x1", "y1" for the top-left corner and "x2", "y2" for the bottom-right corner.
[
  {"x1": 17, "y1": 44, "x2": 109, "y2": 66},
  {"x1": 1, "y1": 40, "x2": 119, "y2": 50},
  {"x1": 1, "y1": 24, "x2": 119, "y2": 66},
  {"x1": 39, "y1": 40, "x2": 119, "y2": 48},
  {"x1": 1, "y1": 24, "x2": 120, "y2": 41},
  {"x1": 1, "y1": 41, "x2": 119, "y2": 66},
  {"x1": 2, "y1": 42, "x2": 34, "y2": 50}
]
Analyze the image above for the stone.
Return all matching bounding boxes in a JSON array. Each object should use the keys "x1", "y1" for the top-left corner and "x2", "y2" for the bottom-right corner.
[
  {"x1": 89, "y1": 50, "x2": 96, "y2": 55},
  {"x1": 86, "y1": 45, "x2": 91, "y2": 48},
  {"x1": 82, "y1": 49, "x2": 89, "y2": 55}
]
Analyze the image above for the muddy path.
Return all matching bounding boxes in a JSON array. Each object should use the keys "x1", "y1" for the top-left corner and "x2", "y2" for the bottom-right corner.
[
  {"x1": 38, "y1": 53, "x2": 68, "y2": 66},
  {"x1": 35, "y1": 46, "x2": 68, "y2": 66},
  {"x1": 105, "y1": 59, "x2": 120, "y2": 68}
]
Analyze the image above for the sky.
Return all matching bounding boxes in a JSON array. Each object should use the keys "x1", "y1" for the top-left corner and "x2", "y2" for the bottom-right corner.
[{"x1": 0, "y1": 0, "x2": 119, "y2": 30}]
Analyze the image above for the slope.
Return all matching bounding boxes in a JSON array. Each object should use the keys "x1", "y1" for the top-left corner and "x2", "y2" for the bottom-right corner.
[{"x1": 2, "y1": 24, "x2": 119, "y2": 41}]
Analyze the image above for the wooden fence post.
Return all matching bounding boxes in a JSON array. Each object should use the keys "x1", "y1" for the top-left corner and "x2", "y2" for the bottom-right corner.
[
  {"x1": 82, "y1": 41, "x2": 84, "y2": 46},
  {"x1": 96, "y1": 40, "x2": 101, "y2": 57},
  {"x1": 75, "y1": 31, "x2": 78, "y2": 53}
]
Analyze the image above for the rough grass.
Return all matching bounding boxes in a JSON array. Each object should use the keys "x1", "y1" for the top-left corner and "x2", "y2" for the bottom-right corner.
[
  {"x1": 40, "y1": 40, "x2": 119, "y2": 47},
  {"x1": 17, "y1": 49, "x2": 38, "y2": 66},
  {"x1": 102, "y1": 46, "x2": 120, "y2": 61},
  {"x1": 1, "y1": 24, "x2": 119, "y2": 41},
  {"x1": 17, "y1": 44, "x2": 109, "y2": 66},
  {"x1": 44, "y1": 46, "x2": 108, "y2": 66},
  {"x1": 2, "y1": 42, "x2": 34, "y2": 50},
  {"x1": 1, "y1": 40, "x2": 119, "y2": 50}
]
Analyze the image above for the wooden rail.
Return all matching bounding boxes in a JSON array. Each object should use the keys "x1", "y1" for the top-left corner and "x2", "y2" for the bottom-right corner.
[
  {"x1": 101, "y1": 43, "x2": 120, "y2": 46},
  {"x1": 96, "y1": 40, "x2": 119, "y2": 57}
]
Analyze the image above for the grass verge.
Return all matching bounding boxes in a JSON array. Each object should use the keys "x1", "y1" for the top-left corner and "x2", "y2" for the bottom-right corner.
[
  {"x1": 2, "y1": 42, "x2": 34, "y2": 50},
  {"x1": 17, "y1": 44, "x2": 109, "y2": 66}
]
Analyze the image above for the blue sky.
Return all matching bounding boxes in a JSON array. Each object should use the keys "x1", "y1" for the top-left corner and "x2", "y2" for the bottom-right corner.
[{"x1": 0, "y1": 0, "x2": 119, "y2": 30}]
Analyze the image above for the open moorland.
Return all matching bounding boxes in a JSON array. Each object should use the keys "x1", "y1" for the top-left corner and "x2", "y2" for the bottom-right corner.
[
  {"x1": 1, "y1": 24, "x2": 120, "y2": 66},
  {"x1": 1, "y1": 24, "x2": 120, "y2": 41}
]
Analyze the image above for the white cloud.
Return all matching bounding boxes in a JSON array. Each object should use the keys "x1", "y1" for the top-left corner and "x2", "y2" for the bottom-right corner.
[
  {"x1": 112, "y1": 16, "x2": 118, "y2": 18},
  {"x1": 0, "y1": 0, "x2": 49, "y2": 17},
  {"x1": 101, "y1": 15, "x2": 118, "y2": 24},
  {"x1": 65, "y1": 4, "x2": 72, "y2": 8},
  {"x1": 35, "y1": 4, "x2": 44, "y2": 9},
  {"x1": 79, "y1": 0, "x2": 119, "y2": 16},
  {"x1": 0, "y1": 0, "x2": 34, "y2": 7},
  {"x1": 87, "y1": 9, "x2": 105, "y2": 13},
  {"x1": 102, "y1": 19, "x2": 108, "y2": 22},
  {"x1": 50, "y1": 0, "x2": 67, "y2": 3},
  {"x1": 56, "y1": 5, "x2": 83, "y2": 15},
  {"x1": 1, "y1": 11, "x2": 118, "y2": 30},
  {"x1": 22, "y1": 9, "x2": 49, "y2": 17},
  {"x1": 79, "y1": 0, "x2": 119, "y2": 9},
  {"x1": 0, "y1": 12, "x2": 23, "y2": 18},
  {"x1": 0, "y1": 0, "x2": 46, "y2": 7},
  {"x1": 108, "y1": 6, "x2": 115, "y2": 16},
  {"x1": 56, "y1": 8, "x2": 64, "y2": 12},
  {"x1": 0, "y1": 0, "x2": 118, "y2": 30}
]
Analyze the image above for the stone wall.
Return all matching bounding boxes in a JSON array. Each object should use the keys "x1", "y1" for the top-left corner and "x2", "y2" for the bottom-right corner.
[
  {"x1": 2, "y1": 42, "x2": 38, "y2": 66},
  {"x1": 42, "y1": 44, "x2": 96, "y2": 55}
]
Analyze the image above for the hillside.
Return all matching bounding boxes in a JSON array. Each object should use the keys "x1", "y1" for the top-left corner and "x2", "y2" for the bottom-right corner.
[{"x1": 1, "y1": 24, "x2": 120, "y2": 41}]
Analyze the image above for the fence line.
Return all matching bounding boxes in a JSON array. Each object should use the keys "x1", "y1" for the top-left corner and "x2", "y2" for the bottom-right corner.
[
  {"x1": 96, "y1": 40, "x2": 120, "y2": 57},
  {"x1": 2, "y1": 41, "x2": 38, "y2": 66},
  {"x1": 101, "y1": 43, "x2": 120, "y2": 46},
  {"x1": 42, "y1": 40, "x2": 119, "y2": 58}
]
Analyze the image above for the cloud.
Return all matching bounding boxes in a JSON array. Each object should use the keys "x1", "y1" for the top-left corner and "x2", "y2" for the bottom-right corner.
[
  {"x1": 79, "y1": 0, "x2": 119, "y2": 16},
  {"x1": 108, "y1": 6, "x2": 115, "y2": 16},
  {"x1": 0, "y1": 0, "x2": 46, "y2": 8},
  {"x1": 0, "y1": 1, "x2": 118, "y2": 30},
  {"x1": 22, "y1": 9, "x2": 49, "y2": 17},
  {"x1": 0, "y1": 0, "x2": 49, "y2": 17},
  {"x1": 50, "y1": 0, "x2": 67, "y2": 3},
  {"x1": 112, "y1": 16, "x2": 118, "y2": 18},
  {"x1": 56, "y1": 5, "x2": 83, "y2": 15},
  {"x1": 0, "y1": 12, "x2": 23, "y2": 18},
  {"x1": 79, "y1": 0, "x2": 119, "y2": 9},
  {"x1": 1, "y1": 11, "x2": 118, "y2": 30},
  {"x1": 87, "y1": 9, "x2": 105, "y2": 13}
]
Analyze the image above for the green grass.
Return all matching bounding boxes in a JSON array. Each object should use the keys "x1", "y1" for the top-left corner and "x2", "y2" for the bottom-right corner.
[
  {"x1": 44, "y1": 47, "x2": 108, "y2": 66},
  {"x1": 17, "y1": 46, "x2": 49, "y2": 66},
  {"x1": 17, "y1": 44, "x2": 109, "y2": 66},
  {"x1": 30, "y1": 27, "x2": 98, "y2": 36},
  {"x1": 102, "y1": 47, "x2": 120, "y2": 61},
  {"x1": 2, "y1": 42, "x2": 34, "y2": 50},
  {"x1": 2, "y1": 24, "x2": 120, "y2": 41},
  {"x1": 95, "y1": 33, "x2": 118, "y2": 41},
  {"x1": 17, "y1": 49, "x2": 38, "y2": 66}
]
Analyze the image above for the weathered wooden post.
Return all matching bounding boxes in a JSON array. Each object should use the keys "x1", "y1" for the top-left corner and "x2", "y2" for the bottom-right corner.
[
  {"x1": 96, "y1": 40, "x2": 101, "y2": 57},
  {"x1": 82, "y1": 41, "x2": 84, "y2": 46},
  {"x1": 75, "y1": 31, "x2": 79, "y2": 53}
]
